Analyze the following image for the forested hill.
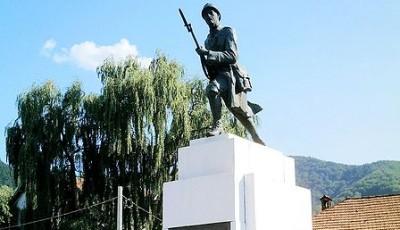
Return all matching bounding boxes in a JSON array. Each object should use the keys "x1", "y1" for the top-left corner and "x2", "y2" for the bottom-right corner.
[
  {"x1": 0, "y1": 160, "x2": 13, "y2": 187},
  {"x1": 293, "y1": 156, "x2": 400, "y2": 213}
]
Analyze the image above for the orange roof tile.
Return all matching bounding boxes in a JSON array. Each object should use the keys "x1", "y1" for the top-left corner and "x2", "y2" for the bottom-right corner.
[{"x1": 313, "y1": 194, "x2": 400, "y2": 230}]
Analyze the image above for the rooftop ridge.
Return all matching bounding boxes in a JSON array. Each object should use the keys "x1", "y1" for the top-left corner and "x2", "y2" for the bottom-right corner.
[{"x1": 345, "y1": 193, "x2": 400, "y2": 200}]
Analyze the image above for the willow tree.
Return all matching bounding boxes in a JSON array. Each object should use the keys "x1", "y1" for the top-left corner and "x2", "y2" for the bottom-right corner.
[
  {"x1": 6, "y1": 54, "x2": 247, "y2": 230},
  {"x1": 91, "y1": 55, "x2": 203, "y2": 229},
  {"x1": 6, "y1": 82, "x2": 84, "y2": 229}
]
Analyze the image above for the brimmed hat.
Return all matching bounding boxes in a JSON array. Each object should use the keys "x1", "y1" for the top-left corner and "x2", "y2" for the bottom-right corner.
[{"x1": 201, "y1": 3, "x2": 221, "y2": 19}]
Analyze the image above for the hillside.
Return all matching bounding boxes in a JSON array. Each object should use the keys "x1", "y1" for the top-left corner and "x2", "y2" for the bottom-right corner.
[
  {"x1": 0, "y1": 160, "x2": 13, "y2": 187},
  {"x1": 293, "y1": 156, "x2": 400, "y2": 213}
]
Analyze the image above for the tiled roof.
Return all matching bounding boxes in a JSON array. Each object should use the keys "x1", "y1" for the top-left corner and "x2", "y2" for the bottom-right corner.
[{"x1": 313, "y1": 194, "x2": 400, "y2": 230}]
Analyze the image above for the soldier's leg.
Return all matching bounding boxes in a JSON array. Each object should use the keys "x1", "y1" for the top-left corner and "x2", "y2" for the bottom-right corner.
[
  {"x1": 206, "y1": 81, "x2": 223, "y2": 136},
  {"x1": 230, "y1": 109, "x2": 265, "y2": 145}
]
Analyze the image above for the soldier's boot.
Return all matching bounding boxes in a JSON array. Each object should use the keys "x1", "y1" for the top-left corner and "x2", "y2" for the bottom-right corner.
[
  {"x1": 207, "y1": 120, "x2": 223, "y2": 137},
  {"x1": 244, "y1": 119, "x2": 265, "y2": 145},
  {"x1": 206, "y1": 86, "x2": 223, "y2": 137},
  {"x1": 233, "y1": 112, "x2": 266, "y2": 146},
  {"x1": 250, "y1": 132, "x2": 265, "y2": 146}
]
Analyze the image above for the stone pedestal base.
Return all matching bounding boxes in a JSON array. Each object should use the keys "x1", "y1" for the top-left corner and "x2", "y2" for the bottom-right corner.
[{"x1": 163, "y1": 134, "x2": 312, "y2": 230}]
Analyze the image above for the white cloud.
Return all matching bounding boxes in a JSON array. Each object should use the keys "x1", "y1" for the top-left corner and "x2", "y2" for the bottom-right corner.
[
  {"x1": 41, "y1": 39, "x2": 57, "y2": 57},
  {"x1": 43, "y1": 39, "x2": 57, "y2": 50},
  {"x1": 42, "y1": 38, "x2": 152, "y2": 71}
]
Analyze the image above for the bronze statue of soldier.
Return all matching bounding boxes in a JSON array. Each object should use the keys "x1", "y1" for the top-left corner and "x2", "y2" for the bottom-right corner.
[{"x1": 195, "y1": 3, "x2": 265, "y2": 145}]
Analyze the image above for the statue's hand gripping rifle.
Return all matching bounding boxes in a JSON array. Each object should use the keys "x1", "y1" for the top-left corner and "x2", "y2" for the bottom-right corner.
[{"x1": 179, "y1": 8, "x2": 210, "y2": 79}]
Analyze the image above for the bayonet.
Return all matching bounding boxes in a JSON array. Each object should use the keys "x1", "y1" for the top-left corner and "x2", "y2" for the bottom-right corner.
[{"x1": 179, "y1": 8, "x2": 210, "y2": 79}]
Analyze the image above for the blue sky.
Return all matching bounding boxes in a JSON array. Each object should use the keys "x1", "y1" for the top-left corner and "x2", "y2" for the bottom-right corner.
[{"x1": 1, "y1": 1, "x2": 399, "y2": 165}]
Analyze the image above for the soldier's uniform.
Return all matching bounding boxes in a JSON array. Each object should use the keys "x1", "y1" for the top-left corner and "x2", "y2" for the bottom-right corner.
[
  {"x1": 204, "y1": 26, "x2": 238, "y2": 116},
  {"x1": 200, "y1": 3, "x2": 264, "y2": 145}
]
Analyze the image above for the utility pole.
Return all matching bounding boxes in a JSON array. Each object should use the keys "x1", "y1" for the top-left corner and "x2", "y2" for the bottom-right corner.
[{"x1": 117, "y1": 186, "x2": 123, "y2": 230}]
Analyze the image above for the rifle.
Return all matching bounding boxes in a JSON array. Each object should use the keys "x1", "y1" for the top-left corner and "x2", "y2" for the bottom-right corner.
[{"x1": 178, "y1": 8, "x2": 210, "y2": 79}]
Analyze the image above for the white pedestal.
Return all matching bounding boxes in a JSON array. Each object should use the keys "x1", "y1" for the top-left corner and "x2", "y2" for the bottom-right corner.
[{"x1": 163, "y1": 134, "x2": 312, "y2": 230}]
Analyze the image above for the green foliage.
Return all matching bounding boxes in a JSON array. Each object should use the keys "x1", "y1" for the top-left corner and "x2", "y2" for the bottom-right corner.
[
  {"x1": 0, "y1": 185, "x2": 13, "y2": 224},
  {"x1": 6, "y1": 55, "x2": 246, "y2": 229},
  {"x1": 294, "y1": 156, "x2": 400, "y2": 214}
]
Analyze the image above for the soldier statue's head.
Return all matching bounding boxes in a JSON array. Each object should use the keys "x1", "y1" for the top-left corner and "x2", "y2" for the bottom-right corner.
[{"x1": 201, "y1": 3, "x2": 221, "y2": 28}]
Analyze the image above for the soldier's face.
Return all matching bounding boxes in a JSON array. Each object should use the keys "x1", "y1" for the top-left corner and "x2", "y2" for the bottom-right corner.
[{"x1": 203, "y1": 8, "x2": 220, "y2": 28}]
